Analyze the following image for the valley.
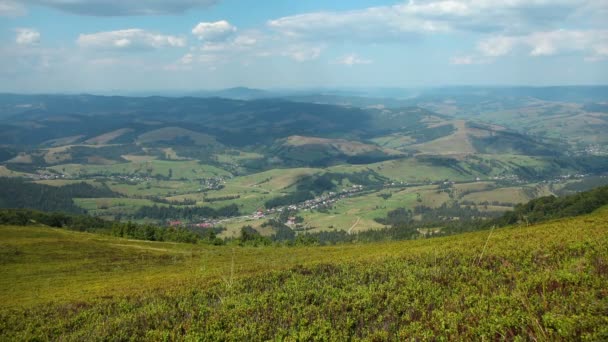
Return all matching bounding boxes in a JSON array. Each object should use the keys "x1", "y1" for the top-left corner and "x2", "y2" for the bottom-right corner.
[
  {"x1": 3, "y1": 1, "x2": 607, "y2": 339},
  {"x1": 1, "y1": 88, "x2": 608, "y2": 241}
]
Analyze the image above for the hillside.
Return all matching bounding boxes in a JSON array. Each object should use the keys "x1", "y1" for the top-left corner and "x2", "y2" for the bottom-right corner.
[
  {"x1": 1, "y1": 207, "x2": 606, "y2": 339},
  {"x1": 0, "y1": 92, "x2": 607, "y2": 232}
]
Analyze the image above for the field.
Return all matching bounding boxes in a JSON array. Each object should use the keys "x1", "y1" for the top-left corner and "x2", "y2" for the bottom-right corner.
[
  {"x1": 301, "y1": 186, "x2": 446, "y2": 233},
  {"x1": 461, "y1": 185, "x2": 553, "y2": 206},
  {"x1": 48, "y1": 160, "x2": 231, "y2": 180},
  {"x1": 0, "y1": 166, "x2": 27, "y2": 177},
  {"x1": 0, "y1": 148, "x2": 589, "y2": 234},
  {"x1": 73, "y1": 198, "x2": 162, "y2": 216},
  {"x1": 2, "y1": 153, "x2": 567, "y2": 230},
  {"x1": 1, "y1": 208, "x2": 607, "y2": 339}
]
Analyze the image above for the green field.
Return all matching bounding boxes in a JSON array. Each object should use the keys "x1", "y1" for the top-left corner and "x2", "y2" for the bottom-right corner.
[
  {"x1": 1, "y1": 208, "x2": 607, "y2": 339},
  {"x1": 73, "y1": 198, "x2": 162, "y2": 216},
  {"x1": 0, "y1": 151, "x2": 587, "y2": 232},
  {"x1": 48, "y1": 160, "x2": 231, "y2": 180},
  {"x1": 107, "y1": 179, "x2": 202, "y2": 198}
]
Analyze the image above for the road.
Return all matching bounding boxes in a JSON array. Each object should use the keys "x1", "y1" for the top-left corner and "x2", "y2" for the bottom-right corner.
[{"x1": 348, "y1": 217, "x2": 361, "y2": 235}]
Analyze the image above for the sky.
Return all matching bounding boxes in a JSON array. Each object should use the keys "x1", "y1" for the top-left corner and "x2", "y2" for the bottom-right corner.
[{"x1": 0, "y1": 0, "x2": 607, "y2": 92}]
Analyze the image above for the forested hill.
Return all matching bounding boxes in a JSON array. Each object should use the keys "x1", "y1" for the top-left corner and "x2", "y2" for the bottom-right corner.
[
  {"x1": 491, "y1": 185, "x2": 608, "y2": 227},
  {"x1": 0, "y1": 178, "x2": 119, "y2": 214}
]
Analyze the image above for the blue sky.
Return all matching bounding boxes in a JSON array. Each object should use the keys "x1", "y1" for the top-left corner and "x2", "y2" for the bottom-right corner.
[{"x1": 1, "y1": 0, "x2": 607, "y2": 92}]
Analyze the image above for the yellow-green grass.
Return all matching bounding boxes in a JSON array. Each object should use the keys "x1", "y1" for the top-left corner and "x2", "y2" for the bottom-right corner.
[
  {"x1": 41, "y1": 134, "x2": 85, "y2": 147},
  {"x1": 107, "y1": 179, "x2": 201, "y2": 197},
  {"x1": 452, "y1": 181, "x2": 497, "y2": 196},
  {"x1": 214, "y1": 151, "x2": 264, "y2": 164},
  {"x1": 366, "y1": 158, "x2": 474, "y2": 182},
  {"x1": 120, "y1": 154, "x2": 157, "y2": 162},
  {"x1": 48, "y1": 160, "x2": 230, "y2": 180},
  {"x1": 284, "y1": 135, "x2": 403, "y2": 156},
  {"x1": 1, "y1": 208, "x2": 607, "y2": 340},
  {"x1": 73, "y1": 198, "x2": 160, "y2": 214},
  {"x1": 371, "y1": 133, "x2": 416, "y2": 150},
  {"x1": 32, "y1": 179, "x2": 102, "y2": 187},
  {"x1": 301, "y1": 211, "x2": 384, "y2": 233},
  {"x1": 41, "y1": 144, "x2": 117, "y2": 164},
  {"x1": 479, "y1": 102, "x2": 608, "y2": 145},
  {"x1": 6, "y1": 153, "x2": 33, "y2": 164},
  {"x1": 218, "y1": 217, "x2": 273, "y2": 238},
  {"x1": 302, "y1": 189, "x2": 422, "y2": 232},
  {"x1": 84, "y1": 128, "x2": 133, "y2": 145},
  {"x1": 0, "y1": 166, "x2": 29, "y2": 177},
  {"x1": 461, "y1": 186, "x2": 554, "y2": 206},
  {"x1": 412, "y1": 120, "x2": 477, "y2": 155},
  {"x1": 477, "y1": 154, "x2": 566, "y2": 176},
  {"x1": 229, "y1": 167, "x2": 322, "y2": 190}
]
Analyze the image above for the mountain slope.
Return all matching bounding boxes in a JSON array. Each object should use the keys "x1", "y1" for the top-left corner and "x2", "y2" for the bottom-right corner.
[{"x1": 1, "y1": 206, "x2": 607, "y2": 339}]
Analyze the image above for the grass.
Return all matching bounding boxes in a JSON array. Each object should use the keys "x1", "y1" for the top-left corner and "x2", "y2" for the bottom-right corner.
[
  {"x1": 107, "y1": 179, "x2": 201, "y2": 197},
  {"x1": 461, "y1": 185, "x2": 553, "y2": 206},
  {"x1": 48, "y1": 160, "x2": 231, "y2": 180},
  {"x1": 84, "y1": 128, "x2": 133, "y2": 145},
  {"x1": 73, "y1": 198, "x2": 161, "y2": 215},
  {"x1": 364, "y1": 158, "x2": 474, "y2": 182},
  {"x1": 412, "y1": 120, "x2": 476, "y2": 155},
  {"x1": 300, "y1": 185, "x2": 453, "y2": 232},
  {"x1": 0, "y1": 166, "x2": 29, "y2": 177},
  {"x1": 33, "y1": 179, "x2": 102, "y2": 187},
  {"x1": 214, "y1": 151, "x2": 264, "y2": 164},
  {"x1": 1, "y1": 207, "x2": 607, "y2": 339},
  {"x1": 229, "y1": 167, "x2": 322, "y2": 190}
]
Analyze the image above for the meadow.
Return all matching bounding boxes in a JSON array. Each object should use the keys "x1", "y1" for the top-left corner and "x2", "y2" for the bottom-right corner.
[
  {"x1": 48, "y1": 160, "x2": 230, "y2": 181},
  {"x1": 1, "y1": 207, "x2": 607, "y2": 340}
]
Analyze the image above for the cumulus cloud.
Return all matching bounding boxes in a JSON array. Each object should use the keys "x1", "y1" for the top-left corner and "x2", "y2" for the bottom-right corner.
[
  {"x1": 21, "y1": 0, "x2": 218, "y2": 16},
  {"x1": 167, "y1": 30, "x2": 264, "y2": 70},
  {"x1": 192, "y1": 20, "x2": 237, "y2": 41},
  {"x1": 476, "y1": 30, "x2": 608, "y2": 60},
  {"x1": 334, "y1": 54, "x2": 372, "y2": 66},
  {"x1": 15, "y1": 28, "x2": 40, "y2": 45},
  {"x1": 0, "y1": 0, "x2": 26, "y2": 16},
  {"x1": 267, "y1": 0, "x2": 606, "y2": 42},
  {"x1": 77, "y1": 29, "x2": 186, "y2": 51}
]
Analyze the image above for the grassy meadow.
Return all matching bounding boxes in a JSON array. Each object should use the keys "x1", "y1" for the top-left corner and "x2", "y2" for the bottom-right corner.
[{"x1": 1, "y1": 207, "x2": 607, "y2": 340}]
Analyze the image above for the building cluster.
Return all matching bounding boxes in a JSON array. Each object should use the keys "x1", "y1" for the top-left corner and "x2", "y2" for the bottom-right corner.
[
  {"x1": 199, "y1": 177, "x2": 226, "y2": 191},
  {"x1": 251, "y1": 184, "x2": 366, "y2": 219}
]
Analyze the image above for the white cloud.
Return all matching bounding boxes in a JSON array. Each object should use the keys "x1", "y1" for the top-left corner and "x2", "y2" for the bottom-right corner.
[
  {"x1": 77, "y1": 29, "x2": 186, "y2": 51},
  {"x1": 450, "y1": 56, "x2": 474, "y2": 65},
  {"x1": 0, "y1": 0, "x2": 26, "y2": 16},
  {"x1": 192, "y1": 20, "x2": 236, "y2": 41},
  {"x1": 476, "y1": 30, "x2": 608, "y2": 61},
  {"x1": 15, "y1": 28, "x2": 40, "y2": 45},
  {"x1": 282, "y1": 45, "x2": 323, "y2": 62},
  {"x1": 267, "y1": 4, "x2": 447, "y2": 42},
  {"x1": 22, "y1": 0, "x2": 218, "y2": 16},
  {"x1": 477, "y1": 36, "x2": 516, "y2": 57},
  {"x1": 267, "y1": 1, "x2": 606, "y2": 42},
  {"x1": 335, "y1": 54, "x2": 372, "y2": 66},
  {"x1": 449, "y1": 55, "x2": 490, "y2": 65}
]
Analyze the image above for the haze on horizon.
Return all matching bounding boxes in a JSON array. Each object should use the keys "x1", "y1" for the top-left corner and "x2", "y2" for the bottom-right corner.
[{"x1": 1, "y1": 0, "x2": 607, "y2": 93}]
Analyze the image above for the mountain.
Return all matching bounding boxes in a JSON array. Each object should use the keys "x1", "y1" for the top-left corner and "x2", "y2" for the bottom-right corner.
[{"x1": 189, "y1": 87, "x2": 273, "y2": 100}]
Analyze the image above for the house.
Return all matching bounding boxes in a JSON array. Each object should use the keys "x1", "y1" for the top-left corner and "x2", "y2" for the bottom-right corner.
[
  {"x1": 253, "y1": 210, "x2": 265, "y2": 219},
  {"x1": 168, "y1": 220, "x2": 182, "y2": 227}
]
